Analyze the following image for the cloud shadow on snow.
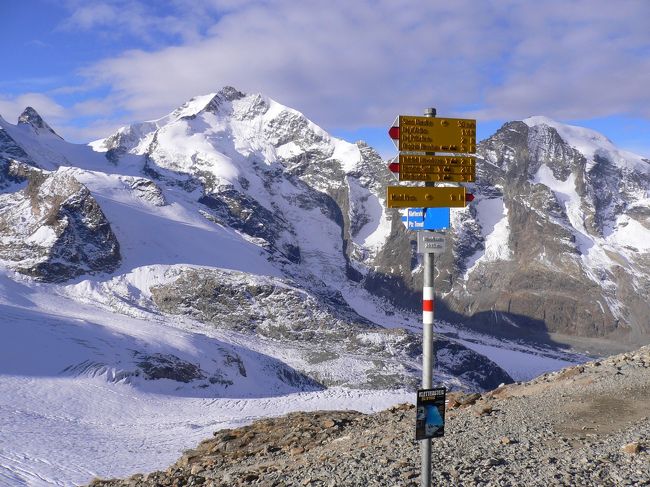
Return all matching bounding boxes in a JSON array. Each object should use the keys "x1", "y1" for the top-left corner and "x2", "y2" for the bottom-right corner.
[
  {"x1": 363, "y1": 269, "x2": 575, "y2": 351},
  {"x1": 0, "y1": 303, "x2": 324, "y2": 399}
]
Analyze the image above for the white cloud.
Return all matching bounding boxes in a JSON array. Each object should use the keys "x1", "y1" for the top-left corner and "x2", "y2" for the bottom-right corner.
[
  {"x1": 69, "y1": 0, "x2": 650, "y2": 131},
  {"x1": 78, "y1": 0, "x2": 499, "y2": 127},
  {"x1": 14, "y1": 0, "x2": 649, "y2": 143},
  {"x1": 0, "y1": 93, "x2": 66, "y2": 124},
  {"x1": 60, "y1": 0, "x2": 212, "y2": 44}
]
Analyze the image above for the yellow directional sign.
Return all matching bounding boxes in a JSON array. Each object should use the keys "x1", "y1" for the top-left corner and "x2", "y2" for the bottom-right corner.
[
  {"x1": 400, "y1": 172, "x2": 475, "y2": 183},
  {"x1": 399, "y1": 154, "x2": 476, "y2": 182},
  {"x1": 397, "y1": 116, "x2": 476, "y2": 153},
  {"x1": 386, "y1": 186, "x2": 468, "y2": 208}
]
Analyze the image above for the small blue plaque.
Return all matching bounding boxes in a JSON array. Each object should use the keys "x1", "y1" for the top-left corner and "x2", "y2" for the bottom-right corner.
[{"x1": 401, "y1": 207, "x2": 450, "y2": 231}]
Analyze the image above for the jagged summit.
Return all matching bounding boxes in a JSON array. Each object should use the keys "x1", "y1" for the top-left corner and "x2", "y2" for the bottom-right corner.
[
  {"x1": 522, "y1": 115, "x2": 647, "y2": 171},
  {"x1": 167, "y1": 86, "x2": 247, "y2": 121},
  {"x1": 17, "y1": 106, "x2": 62, "y2": 139}
]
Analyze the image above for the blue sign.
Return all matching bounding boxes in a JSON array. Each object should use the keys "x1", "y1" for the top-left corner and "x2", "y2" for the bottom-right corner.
[{"x1": 401, "y1": 207, "x2": 450, "y2": 230}]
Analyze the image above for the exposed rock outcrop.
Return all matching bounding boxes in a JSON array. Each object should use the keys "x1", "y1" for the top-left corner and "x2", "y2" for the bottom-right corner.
[{"x1": 0, "y1": 167, "x2": 121, "y2": 281}]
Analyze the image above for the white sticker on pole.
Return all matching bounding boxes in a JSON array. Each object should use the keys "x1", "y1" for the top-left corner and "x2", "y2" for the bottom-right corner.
[{"x1": 417, "y1": 233, "x2": 446, "y2": 254}]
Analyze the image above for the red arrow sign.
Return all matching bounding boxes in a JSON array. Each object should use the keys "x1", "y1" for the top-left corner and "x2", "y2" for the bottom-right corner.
[
  {"x1": 466, "y1": 193, "x2": 475, "y2": 202},
  {"x1": 388, "y1": 161, "x2": 399, "y2": 173},
  {"x1": 388, "y1": 126, "x2": 400, "y2": 140}
]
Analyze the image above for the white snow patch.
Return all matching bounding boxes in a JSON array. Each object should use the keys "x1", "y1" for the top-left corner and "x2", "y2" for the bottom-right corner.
[
  {"x1": 609, "y1": 215, "x2": 650, "y2": 252},
  {"x1": 464, "y1": 196, "x2": 512, "y2": 278},
  {"x1": 332, "y1": 139, "x2": 362, "y2": 172},
  {"x1": 25, "y1": 225, "x2": 57, "y2": 246}
]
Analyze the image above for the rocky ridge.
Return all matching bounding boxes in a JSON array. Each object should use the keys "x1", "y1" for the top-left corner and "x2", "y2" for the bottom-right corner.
[
  {"x1": 436, "y1": 120, "x2": 650, "y2": 346},
  {"x1": 88, "y1": 346, "x2": 650, "y2": 487},
  {"x1": 0, "y1": 165, "x2": 121, "y2": 281},
  {"x1": 99, "y1": 265, "x2": 512, "y2": 391}
]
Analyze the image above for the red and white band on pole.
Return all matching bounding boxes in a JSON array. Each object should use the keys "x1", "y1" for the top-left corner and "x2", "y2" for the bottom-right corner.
[{"x1": 423, "y1": 286, "x2": 434, "y2": 324}]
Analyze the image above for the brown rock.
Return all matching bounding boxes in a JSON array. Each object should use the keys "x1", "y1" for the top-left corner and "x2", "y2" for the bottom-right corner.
[
  {"x1": 621, "y1": 442, "x2": 641, "y2": 454},
  {"x1": 458, "y1": 393, "x2": 481, "y2": 406},
  {"x1": 290, "y1": 447, "x2": 305, "y2": 455},
  {"x1": 557, "y1": 366, "x2": 585, "y2": 380},
  {"x1": 446, "y1": 398, "x2": 461, "y2": 410},
  {"x1": 179, "y1": 451, "x2": 201, "y2": 467},
  {"x1": 474, "y1": 405, "x2": 493, "y2": 417},
  {"x1": 321, "y1": 419, "x2": 336, "y2": 429},
  {"x1": 500, "y1": 436, "x2": 513, "y2": 445}
]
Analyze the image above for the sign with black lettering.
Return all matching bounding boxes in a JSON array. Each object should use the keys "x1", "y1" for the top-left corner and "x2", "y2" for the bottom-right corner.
[
  {"x1": 388, "y1": 116, "x2": 476, "y2": 153},
  {"x1": 416, "y1": 387, "x2": 446, "y2": 440}
]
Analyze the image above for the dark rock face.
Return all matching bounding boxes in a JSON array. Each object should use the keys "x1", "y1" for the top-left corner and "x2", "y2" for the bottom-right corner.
[
  {"x1": 0, "y1": 127, "x2": 36, "y2": 190},
  {"x1": 120, "y1": 176, "x2": 167, "y2": 206},
  {"x1": 135, "y1": 353, "x2": 205, "y2": 382},
  {"x1": 199, "y1": 190, "x2": 300, "y2": 263},
  {"x1": 0, "y1": 168, "x2": 121, "y2": 281},
  {"x1": 150, "y1": 268, "x2": 379, "y2": 341},
  {"x1": 437, "y1": 340, "x2": 513, "y2": 390}
]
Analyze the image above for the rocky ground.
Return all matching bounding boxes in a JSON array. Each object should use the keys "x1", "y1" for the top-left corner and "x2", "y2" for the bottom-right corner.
[{"x1": 88, "y1": 346, "x2": 649, "y2": 487}]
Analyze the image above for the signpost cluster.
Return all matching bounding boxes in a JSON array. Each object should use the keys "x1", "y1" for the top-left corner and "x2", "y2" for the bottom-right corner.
[{"x1": 386, "y1": 110, "x2": 476, "y2": 486}]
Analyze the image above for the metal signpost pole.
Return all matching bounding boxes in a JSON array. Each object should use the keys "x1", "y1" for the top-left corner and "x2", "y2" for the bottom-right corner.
[
  {"x1": 387, "y1": 109, "x2": 475, "y2": 486},
  {"x1": 421, "y1": 107, "x2": 436, "y2": 487}
]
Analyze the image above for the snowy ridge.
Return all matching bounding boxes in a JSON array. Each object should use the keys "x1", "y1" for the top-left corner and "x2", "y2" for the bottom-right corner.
[{"x1": 524, "y1": 116, "x2": 648, "y2": 172}]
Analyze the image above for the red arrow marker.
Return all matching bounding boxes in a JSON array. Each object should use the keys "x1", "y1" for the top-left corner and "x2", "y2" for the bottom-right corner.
[
  {"x1": 388, "y1": 161, "x2": 400, "y2": 173},
  {"x1": 388, "y1": 126, "x2": 400, "y2": 140},
  {"x1": 466, "y1": 193, "x2": 475, "y2": 202}
]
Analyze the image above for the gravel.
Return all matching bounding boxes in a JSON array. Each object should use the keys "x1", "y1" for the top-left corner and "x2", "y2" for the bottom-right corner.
[{"x1": 88, "y1": 346, "x2": 650, "y2": 487}]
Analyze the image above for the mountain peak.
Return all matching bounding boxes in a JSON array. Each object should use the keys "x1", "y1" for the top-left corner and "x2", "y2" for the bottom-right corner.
[
  {"x1": 522, "y1": 115, "x2": 613, "y2": 147},
  {"x1": 167, "y1": 87, "x2": 247, "y2": 122},
  {"x1": 17, "y1": 107, "x2": 61, "y2": 139},
  {"x1": 217, "y1": 86, "x2": 246, "y2": 102},
  {"x1": 522, "y1": 115, "x2": 647, "y2": 171},
  {"x1": 204, "y1": 86, "x2": 247, "y2": 113}
]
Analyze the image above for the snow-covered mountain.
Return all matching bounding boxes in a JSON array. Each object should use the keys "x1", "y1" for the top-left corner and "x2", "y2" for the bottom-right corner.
[
  {"x1": 1, "y1": 90, "x2": 519, "y2": 396},
  {"x1": 0, "y1": 87, "x2": 645, "y2": 485}
]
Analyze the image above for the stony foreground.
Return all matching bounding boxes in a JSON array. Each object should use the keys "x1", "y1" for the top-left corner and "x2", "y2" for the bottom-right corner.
[{"x1": 89, "y1": 346, "x2": 649, "y2": 487}]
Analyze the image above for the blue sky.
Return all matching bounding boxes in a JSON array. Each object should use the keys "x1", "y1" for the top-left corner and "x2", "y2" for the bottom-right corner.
[{"x1": 1, "y1": 0, "x2": 649, "y2": 159}]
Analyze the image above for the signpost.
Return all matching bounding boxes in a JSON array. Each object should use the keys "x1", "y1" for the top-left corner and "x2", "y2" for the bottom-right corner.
[
  {"x1": 386, "y1": 107, "x2": 477, "y2": 487},
  {"x1": 398, "y1": 154, "x2": 476, "y2": 183}
]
